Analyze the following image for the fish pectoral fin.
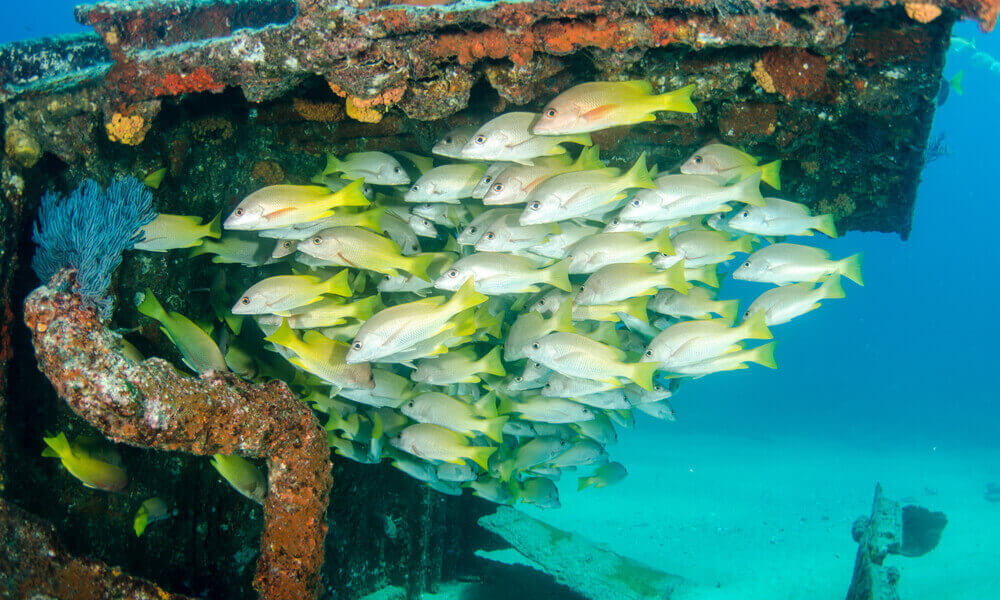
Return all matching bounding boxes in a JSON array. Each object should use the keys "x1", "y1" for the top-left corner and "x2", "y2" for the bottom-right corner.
[
  {"x1": 581, "y1": 104, "x2": 618, "y2": 121},
  {"x1": 263, "y1": 207, "x2": 297, "y2": 220}
]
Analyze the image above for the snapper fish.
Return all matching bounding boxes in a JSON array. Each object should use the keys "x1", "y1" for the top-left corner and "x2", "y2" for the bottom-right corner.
[
  {"x1": 257, "y1": 295, "x2": 382, "y2": 328},
  {"x1": 258, "y1": 207, "x2": 386, "y2": 240},
  {"x1": 634, "y1": 399, "x2": 676, "y2": 421},
  {"x1": 667, "y1": 342, "x2": 777, "y2": 376},
  {"x1": 224, "y1": 181, "x2": 369, "y2": 230},
  {"x1": 339, "y1": 368, "x2": 414, "y2": 409},
  {"x1": 727, "y1": 197, "x2": 838, "y2": 238},
  {"x1": 460, "y1": 112, "x2": 592, "y2": 165},
  {"x1": 578, "y1": 461, "x2": 627, "y2": 490},
  {"x1": 42, "y1": 433, "x2": 128, "y2": 492},
  {"x1": 642, "y1": 311, "x2": 772, "y2": 369},
  {"x1": 529, "y1": 221, "x2": 601, "y2": 259},
  {"x1": 390, "y1": 423, "x2": 497, "y2": 470},
  {"x1": 346, "y1": 278, "x2": 487, "y2": 363},
  {"x1": 472, "y1": 163, "x2": 512, "y2": 199},
  {"x1": 576, "y1": 262, "x2": 689, "y2": 306},
  {"x1": 516, "y1": 477, "x2": 561, "y2": 508},
  {"x1": 474, "y1": 213, "x2": 561, "y2": 253},
  {"x1": 232, "y1": 271, "x2": 352, "y2": 314},
  {"x1": 134, "y1": 213, "x2": 221, "y2": 252},
  {"x1": 551, "y1": 439, "x2": 609, "y2": 468},
  {"x1": 399, "y1": 391, "x2": 507, "y2": 442},
  {"x1": 680, "y1": 144, "x2": 781, "y2": 190},
  {"x1": 457, "y1": 208, "x2": 521, "y2": 246},
  {"x1": 432, "y1": 125, "x2": 478, "y2": 158},
  {"x1": 525, "y1": 331, "x2": 659, "y2": 390},
  {"x1": 483, "y1": 149, "x2": 603, "y2": 205},
  {"x1": 298, "y1": 226, "x2": 437, "y2": 280},
  {"x1": 505, "y1": 301, "x2": 574, "y2": 361},
  {"x1": 434, "y1": 253, "x2": 572, "y2": 295},
  {"x1": 532, "y1": 81, "x2": 697, "y2": 135},
  {"x1": 565, "y1": 229, "x2": 674, "y2": 274},
  {"x1": 318, "y1": 151, "x2": 410, "y2": 185},
  {"x1": 733, "y1": 243, "x2": 863, "y2": 286},
  {"x1": 264, "y1": 320, "x2": 374, "y2": 391},
  {"x1": 405, "y1": 164, "x2": 488, "y2": 204},
  {"x1": 520, "y1": 154, "x2": 656, "y2": 224},
  {"x1": 648, "y1": 286, "x2": 739, "y2": 322},
  {"x1": 651, "y1": 230, "x2": 754, "y2": 269},
  {"x1": 133, "y1": 497, "x2": 170, "y2": 537},
  {"x1": 618, "y1": 173, "x2": 764, "y2": 223},
  {"x1": 190, "y1": 231, "x2": 275, "y2": 265},
  {"x1": 743, "y1": 275, "x2": 845, "y2": 326},
  {"x1": 501, "y1": 395, "x2": 595, "y2": 425},
  {"x1": 411, "y1": 347, "x2": 506, "y2": 385}
]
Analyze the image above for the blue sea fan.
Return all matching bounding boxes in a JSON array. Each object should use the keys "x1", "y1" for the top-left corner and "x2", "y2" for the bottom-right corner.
[{"x1": 32, "y1": 176, "x2": 157, "y2": 302}]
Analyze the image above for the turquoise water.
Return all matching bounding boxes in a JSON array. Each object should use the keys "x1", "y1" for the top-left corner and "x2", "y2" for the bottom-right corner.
[{"x1": 3, "y1": 4, "x2": 998, "y2": 598}]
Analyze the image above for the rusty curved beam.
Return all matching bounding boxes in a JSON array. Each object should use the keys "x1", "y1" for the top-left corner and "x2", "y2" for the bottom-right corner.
[{"x1": 23, "y1": 270, "x2": 332, "y2": 600}]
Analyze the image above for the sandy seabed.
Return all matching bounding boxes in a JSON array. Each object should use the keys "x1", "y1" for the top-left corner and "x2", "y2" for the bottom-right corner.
[{"x1": 519, "y1": 423, "x2": 1000, "y2": 599}]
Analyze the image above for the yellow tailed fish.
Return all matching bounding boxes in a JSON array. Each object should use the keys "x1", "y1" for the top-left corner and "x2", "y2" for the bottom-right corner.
[
  {"x1": 210, "y1": 454, "x2": 266, "y2": 504},
  {"x1": 232, "y1": 271, "x2": 351, "y2": 315},
  {"x1": 136, "y1": 289, "x2": 228, "y2": 373},
  {"x1": 224, "y1": 181, "x2": 369, "y2": 230},
  {"x1": 134, "y1": 213, "x2": 221, "y2": 252},
  {"x1": 264, "y1": 319, "x2": 374, "y2": 391},
  {"x1": 532, "y1": 81, "x2": 697, "y2": 135},
  {"x1": 42, "y1": 433, "x2": 128, "y2": 492}
]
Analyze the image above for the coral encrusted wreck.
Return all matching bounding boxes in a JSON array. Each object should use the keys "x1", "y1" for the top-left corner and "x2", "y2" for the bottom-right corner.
[{"x1": 0, "y1": 0, "x2": 996, "y2": 599}]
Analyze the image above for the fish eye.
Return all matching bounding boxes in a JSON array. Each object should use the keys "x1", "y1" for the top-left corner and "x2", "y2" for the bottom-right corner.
[
  {"x1": 483, "y1": 175, "x2": 493, "y2": 184},
  {"x1": 654, "y1": 385, "x2": 663, "y2": 391},
  {"x1": 741, "y1": 210, "x2": 749, "y2": 218},
  {"x1": 492, "y1": 183, "x2": 503, "y2": 192},
  {"x1": 531, "y1": 342, "x2": 540, "y2": 350},
  {"x1": 545, "y1": 108, "x2": 557, "y2": 118},
  {"x1": 235, "y1": 208, "x2": 244, "y2": 216},
  {"x1": 444, "y1": 136, "x2": 452, "y2": 143},
  {"x1": 312, "y1": 236, "x2": 322, "y2": 245},
  {"x1": 352, "y1": 342, "x2": 363, "y2": 350},
  {"x1": 394, "y1": 167, "x2": 401, "y2": 173},
  {"x1": 485, "y1": 232, "x2": 495, "y2": 240},
  {"x1": 406, "y1": 401, "x2": 414, "y2": 408},
  {"x1": 282, "y1": 241, "x2": 292, "y2": 248},
  {"x1": 410, "y1": 185, "x2": 419, "y2": 192},
  {"x1": 533, "y1": 362, "x2": 541, "y2": 368},
  {"x1": 475, "y1": 135, "x2": 486, "y2": 144},
  {"x1": 448, "y1": 269, "x2": 459, "y2": 278},
  {"x1": 611, "y1": 218, "x2": 620, "y2": 225},
  {"x1": 743, "y1": 261, "x2": 751, "y2": 268},
  {"x1": 409, "y1": 244, "x2": 419, "y2": 253},
  {"x1": 630, "y1": 199, "x2": 641, "y2": 207},
  {"x1": 529, "y1": 201, "x2": 541, "y2": 210},
  {"x1": 644, "y1": 350, "x2": 653, "y2": 357},
  {"x1": 515, "y1": 376, "x2": 523, "y2": 382},
  {"x1": 693, "y1": 155, "x2": 703, "y2": 164},
  {"x1": 468, "y1": 227, "x2": 477, "y2": 234}
]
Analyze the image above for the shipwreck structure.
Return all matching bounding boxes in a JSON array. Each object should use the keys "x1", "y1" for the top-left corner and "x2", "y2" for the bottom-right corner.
[{"x1": 0, "y1": 0, "x2": 992, "y2": 598}]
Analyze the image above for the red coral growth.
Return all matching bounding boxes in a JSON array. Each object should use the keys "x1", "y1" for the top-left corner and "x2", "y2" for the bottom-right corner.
[
  {"x1": 0, "y1": 499, "x2": 194, "y2": 600},
  {"x1": 23, "y1": 270, "x2": 332, "y2": 600},
  {"x1": 156, "y1": 67, "x2": 225, "y2": 96},
  {"x1": 759, "y1": 47, "x2": 835, "y2": 102},
  {"x1": 719, "y1": 102, "x2": 779, "y2": 144}
]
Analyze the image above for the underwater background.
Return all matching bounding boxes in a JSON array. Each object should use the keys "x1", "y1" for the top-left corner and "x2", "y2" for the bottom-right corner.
[{"x1": 1, "y1": 2, "x2": 998, "y2": 600}]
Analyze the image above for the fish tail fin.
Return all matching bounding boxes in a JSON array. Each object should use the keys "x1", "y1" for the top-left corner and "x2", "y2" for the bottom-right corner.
[
  {"x1": 739, "y1": 309, "x2": 773, "y2": 341},
  {"x1": 578, "y1": 475, "x2": 595, "y2": 491},
  {"x1": 466, "y1": 446, "x2": 497, "y2": 471},
  {"x1": 819, "y1": 274, "x2": 846, "y2": 300},
  {"x1": 322, "y1": 153, "x2": 343, "y2": 176},
  {"x1": 263, "y1": 318, "x2": 300, "y2": 350},
  {"x1": 690, "y1": 265, "x2": 720, "y2": 288},
  {"x1": 551, "y1": 298, "x2": 575, "y2": 333},
  {"x1": 136, "y1": 289, "x2": 169, "y2": 323},
  {"x1": 445, "y1": 277, "x2": 488, "y2": 314},
  {"x1": 495, "y1": 390, "x2": 515, "y2": 416},
  {"x1": 478, "y1": 346, "x2": 507, "y2": 377},
  {"x1": 656, "y1": 83, "x2": 697, "y2": 114},
  {"x1": 734, "y1": 234, "x2": 755, "y2": 254},
  {"x1": 662, "y1": 262, "x2": 690, "y2": 294},
  {"x1": 449, "y1": 308, "x2": 478, "y2": 338},
  {"x1": 747, "y1": 342, "x2": 778, "y2": 369},
  {"x1": 951, "y1": 70, "x2": 965, "y2": 95},
  {"x1": 627, "y1": 361, "x2": 658, "y2": 391},
  {"x1": 622, "y1": 296, "x2": 649, "y2": 323},
  {"x1": 324, "y1": 269, "x2": 353, "y2": 297},
  {"x1": 813, "y1": 213, "x2": 839, "y2": 238},
  {"x1": 652, "y1": 227, "x2": 674, "y2": 255},
  {"x1": 576, "y1": 145, "x2": 605, "y2": 170},
  {"x1": 360, "y1": 206, "x2": 386, "y2": 232},
  {"x1": 405, "y1": 253, "x2": 437, "y2": 282},
  {"x1": 717, "y1": 299, "x2": 740, "y2": 325},
  {"x1": 204, "y1": 211, "x2": 222, "y2": 239},
  {"x1": 543, "y1": 258, "x2": 572, "y2": 292},
  {"x1": 732, "y1": 172, "x2": 765, "y2": 207},
  {"x1": 758, "y1": 160, "x2": 782, "y2": 190},
  {"x1": 370, "y1": 411, "x2": 384, "y2": 442},
  {"x1": 839, "y1": 253, "x2": 864, "y2": 286},
  {"x1": 475, "y1": 391, "x2": 499, "y2": 418},
  {"x1": 189, "y1": 242, "x2": 211, "y2": 258},
  {"x1": 134, "y1": 508, "x2": 149, "y2": 537},
  {"x1": 42, "y1": 432, "x2": 72, "y2": 459},
  {"x1": 624, "y1": 152, "x2": 657, "y2": 190},
  {"x1": 480, "y1": 416, "x2": 509, "y2": 444},
  {"x1": 498, "y1": 458, "x2": 515, "y2": 482},
  {"x1": 331, "y1": 178, "x2": 370, "y2": 207}
]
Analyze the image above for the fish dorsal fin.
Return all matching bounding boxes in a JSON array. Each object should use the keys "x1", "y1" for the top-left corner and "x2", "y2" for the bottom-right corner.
[{"x1": 622, "y1": 80, "x2": 654, "y2": 94}]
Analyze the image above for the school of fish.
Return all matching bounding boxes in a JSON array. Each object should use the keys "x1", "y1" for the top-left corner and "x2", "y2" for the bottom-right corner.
[{"x1": 47, "y1": 80, "x2": 863, "y2": 511}]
